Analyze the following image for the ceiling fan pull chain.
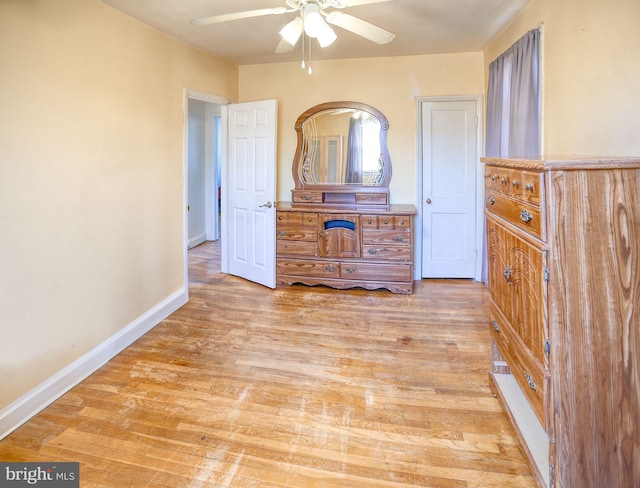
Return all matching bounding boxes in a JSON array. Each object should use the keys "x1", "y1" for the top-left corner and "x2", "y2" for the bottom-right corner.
[{"x1": 301, "y1": 25, "x2": 306, "y2": 69}]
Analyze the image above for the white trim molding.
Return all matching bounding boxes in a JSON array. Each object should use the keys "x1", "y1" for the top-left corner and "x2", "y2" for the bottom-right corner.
[{"x1": 0, "y1": 288, "x2": 188, "y2": 440}]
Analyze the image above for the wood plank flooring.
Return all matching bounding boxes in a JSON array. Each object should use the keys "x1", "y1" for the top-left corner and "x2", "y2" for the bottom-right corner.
[{"x1": 0, "y1": 241, "x2": 536, "y2": 487}]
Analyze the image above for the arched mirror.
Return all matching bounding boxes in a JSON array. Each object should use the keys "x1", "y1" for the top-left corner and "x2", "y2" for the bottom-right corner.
[{"x1": 291, "y1": 101, "x2": 391, "y2": 208}]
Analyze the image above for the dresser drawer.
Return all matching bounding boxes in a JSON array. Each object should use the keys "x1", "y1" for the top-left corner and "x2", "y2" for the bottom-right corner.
[
  {"x1": 277, "y1": 226, "x2": 318, "y2": 241},
  {"x1": 277, "y1": 211, "x2": 318, "y2": 227},
  {"x1": 276, "y1": 258, "x2": 340, "y2": 278},
  {"x1": 277, "y1": 212, "x2": 318, "y2": 242},
  {"x1": 362, "y1": 229, "x2": 411, "y2": 246},
  {"x1": 362, "y1": 214, "x2": 411, "y2": 229},
  {"x1": 292, "y1": 190, "x2": 323, "y2": 204},
  {"x1": 484, "y1": 166, "x2": 544, "y2": 204},
  {"x1": 485, "y1": 191, "x2": 543, "y2": 240},
  {"x1": 355, "y1": 193, "x2": 387, "y2": 205},
  {"x1": 489, "y1": 303, "x2": 548, "y2": 428},
  {"x1": 341, "y1": 262, "x2": 411, "y2": 282},
  {"x1": 276, "y1": 240, "x2": 317, "y2": 256},
  {"x1": 362, "y1": 245, "x2": 411, "y2": 261},
  {"x1": 484, "y1": 167, "x2": 512, "y2": 193},
  {"x1": 512, "y1": 169, "x2": 543, "y2": 205}
]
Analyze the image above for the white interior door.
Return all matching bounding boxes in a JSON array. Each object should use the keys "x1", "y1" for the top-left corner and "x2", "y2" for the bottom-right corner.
[
  {"x1": 421, "y1": 99, "x2": 478, "y2": 278},
  {"x1": 224, "y1": 100, "x2": 277, "y2": 288}
]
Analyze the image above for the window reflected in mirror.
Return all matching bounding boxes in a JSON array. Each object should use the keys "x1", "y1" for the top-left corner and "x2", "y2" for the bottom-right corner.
[{"x1": 300, "y1": 108, "x2": 385, "y2": 186}]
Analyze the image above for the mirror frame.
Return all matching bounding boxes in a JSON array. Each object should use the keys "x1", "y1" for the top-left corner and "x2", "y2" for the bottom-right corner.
[{"x1": 291, "y1": 101, "x2": 392, "y2": 195}]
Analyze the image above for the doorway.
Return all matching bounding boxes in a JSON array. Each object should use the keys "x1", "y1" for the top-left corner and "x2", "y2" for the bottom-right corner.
[
  {"x1": 187, "y1": 98, "x2": 223, "y2": 249},
  {"x1": 184, "y1": 90, "x2": 230, "y2": 288},
  {"x1": 418, "y1": 96, "x2": 483, "y2": 280},
  {"x1": 183, "y1": 92, "x2": 278, "y2": 292}
]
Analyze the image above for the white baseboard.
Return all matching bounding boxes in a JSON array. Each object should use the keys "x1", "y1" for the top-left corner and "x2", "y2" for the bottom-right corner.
[
  {"x1": 188, "y1": 233, "x2": 207, "y2": 249},
  {"x1": 0, "y1": 287, "x2": 188, "y2": 440}
]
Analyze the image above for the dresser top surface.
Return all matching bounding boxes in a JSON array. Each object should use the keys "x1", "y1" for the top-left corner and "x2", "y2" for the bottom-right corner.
[
  {"x1": 481, "y1": 155, "x2": 640, "y2": 171},
  {"x1": 277, "y1": 202, "x2": 417, "y2": 215}
]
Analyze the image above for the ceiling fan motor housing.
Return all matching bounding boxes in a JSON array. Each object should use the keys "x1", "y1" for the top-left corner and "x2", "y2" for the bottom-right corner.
[{"x1": 285, "y1": 0, "x2": 347, "y2": 9}]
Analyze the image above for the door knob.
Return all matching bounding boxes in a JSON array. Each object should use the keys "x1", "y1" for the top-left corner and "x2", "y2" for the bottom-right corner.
[
  {"x1": 425, "y1": 198, "x2": 432, "y2": 204},
  {"x1": 258, "y1": 201, "x2": 273, "y2": 208}
]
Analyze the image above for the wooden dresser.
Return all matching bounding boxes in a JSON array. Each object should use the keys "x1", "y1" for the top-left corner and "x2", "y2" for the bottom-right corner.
[
  {"x1": 276, "y1": 203, "x2": 416, "y2": 294},
  {"x1": 279, "y1": 101, "x2": 416, "y2": 294},
  {"x1": 482, "y1": 156, "x2": 640, "y2": 487}
]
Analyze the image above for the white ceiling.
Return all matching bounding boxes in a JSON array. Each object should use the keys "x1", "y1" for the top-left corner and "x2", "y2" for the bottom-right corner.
[{"x1": 100, "y1": 0, "x2": 530, "y2": 65}]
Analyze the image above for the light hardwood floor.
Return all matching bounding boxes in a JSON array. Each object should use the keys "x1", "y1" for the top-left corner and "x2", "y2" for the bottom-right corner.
[{"x1": 0, "y1": 241, "x2": 536, "y2": 487}]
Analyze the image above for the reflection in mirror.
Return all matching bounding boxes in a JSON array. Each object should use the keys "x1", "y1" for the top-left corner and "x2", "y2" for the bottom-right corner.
[{"x1": 300, "y1": 108, "x2": 385, "y2": 186}]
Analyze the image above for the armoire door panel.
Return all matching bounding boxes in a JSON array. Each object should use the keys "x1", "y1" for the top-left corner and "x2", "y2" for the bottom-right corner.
[
  {"x1": 486, "y1": 218, "x2": 511, "y2": 317},
  {"x1": 509, "y1": 237, "x2": 546, "y2": 366},
  {"x1": 486, "y1": 216, "x2": 547, "y2": 367}
]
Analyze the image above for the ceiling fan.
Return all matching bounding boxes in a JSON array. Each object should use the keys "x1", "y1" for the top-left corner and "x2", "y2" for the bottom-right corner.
[{"x1": 191, "y1": 0, "x2": 396, "y2": 54}]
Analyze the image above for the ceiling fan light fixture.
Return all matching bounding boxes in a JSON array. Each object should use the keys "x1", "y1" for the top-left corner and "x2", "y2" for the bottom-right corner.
[
  {"x1": 303, "y1": 4, "x2": 325, "y2": 38},
  {"x1": 279, "y1": 16, "x2": 303, "y2": 46},
  {"x1": 316, "y1": 22, "x2": 337, "y2": 47}
]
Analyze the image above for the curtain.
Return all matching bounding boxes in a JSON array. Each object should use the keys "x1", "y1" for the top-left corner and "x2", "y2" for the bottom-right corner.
[
  {"x1": 345, "y1": 117, "x2": 363, "y2": 184},
  {"x1": 486, "y1": 29, "x2": 540, "y2": 157},
  {"x1": 483, "y1": 28, "x2": 541, "y2": 284}
]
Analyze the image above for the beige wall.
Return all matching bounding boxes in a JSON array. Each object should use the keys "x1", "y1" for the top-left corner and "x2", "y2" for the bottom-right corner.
[
  {"x1": 484, "y1": 0, "x2": 640, "y2": 156},
  {"x1": 0, "y1": 0, "x2": 238, "y2": 409},
  {"x1": 239, "y1": 53, "x2": 485, "y2": 204}
]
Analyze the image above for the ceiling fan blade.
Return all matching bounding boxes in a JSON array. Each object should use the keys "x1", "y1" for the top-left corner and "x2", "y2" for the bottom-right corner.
[
  {"x1": 325, "y1": 11, "x2": 395, "y2": 44},
  {"x1": 191, "y1": 7, "x2": 289, "y2": 26},
  {"x1": 330, "y1": 0, "x2": 394, "y2": 8},
  {"x1": 275, "y1": 38, "x2": 296, "y2": 53}
]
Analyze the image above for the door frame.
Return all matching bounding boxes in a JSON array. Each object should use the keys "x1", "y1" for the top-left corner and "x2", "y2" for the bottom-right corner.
[
  {"x1": 183, "y1": 89, "x2": 232, "y2": 288},
  {"x1": 204, "y1": 103, "x2": 221, "y2": 243},
  {"x1": 415, "y1": 95, "x2": 484, "y2": 281}
]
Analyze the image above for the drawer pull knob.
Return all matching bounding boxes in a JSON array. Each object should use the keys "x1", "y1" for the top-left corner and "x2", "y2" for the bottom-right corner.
[
  {"x1": 384, "y1": 220, "x2": 389, "y2": 224},
  {"x1": 512, "y1": 180, "x2": 520, "y2": 187},
  {"x1": 524, "y1": 372, "x2": 538, "y2": 391},
  {"x1": 399, "y1": 220, "x2": 405, "y2": 225},
  {"x1": 503, "y1": 266, "x2": 512, "y2": 282},
  {"x1": 368, "y1": 219, "x2": 372, "y2": 224},
  {"x1": 491, "y1": 320, "x2": 500, "y2": 332},
  {"x1": 393, "y1": 235, "x2": 405, "y2": 242},
  {"x1": 307, "y1": 217, "x2": 313, "y2": 222},
  {"x1": 325, "y1": 265, "x2": 336, "y2": 272},
  {"x1": 278, "y1": 216, "x2": 282, "y2": 220},
  {"x1": 278, "y1": 231, "x2": 287, "y2": 236},
  {"x1": 526, "y1": 183, "x2": 535, "y2": 192},
  {"x1": 492, "y1": 175, "x2": 498, "y2": 181},
  {"x1": 303, "y1": 195, "x2": 312, "y2": 200},
  {"x1": 488, "y1": 196, "x2": 496, "y2": 205},
  {"x1": 368, "y1": 249, "x2": 378, "y2": 255},
  {"x1": 345, "y1": 267, "x2": 356, "y2": 273},
  {"x1": 520, "y1": 210, "x2": 533, "y2": 223},
  {"x1": 501, "y1": 177, "x2": 507, "y2": 184}
]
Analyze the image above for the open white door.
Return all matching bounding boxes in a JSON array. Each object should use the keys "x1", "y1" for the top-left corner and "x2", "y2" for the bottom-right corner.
[
  {"x1": 223, "y1": 100, "x2": 277, "y2": 288},
  {"x1": 421, "y1": 98, "x2": 479, "y2": 278}
]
